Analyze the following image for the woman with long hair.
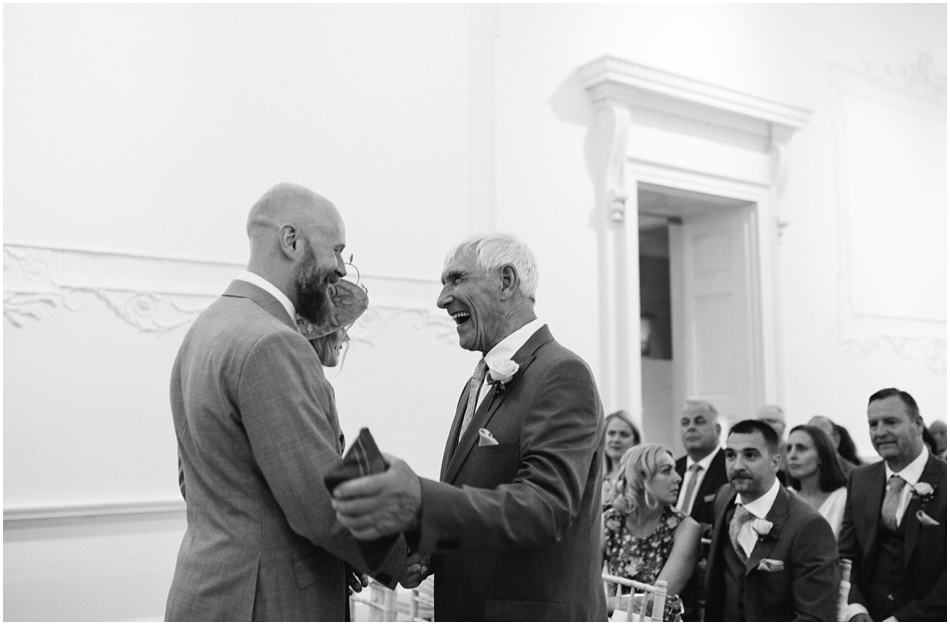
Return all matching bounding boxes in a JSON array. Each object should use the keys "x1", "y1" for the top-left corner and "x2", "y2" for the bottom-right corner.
[
  {"x1": 602, "y1": 411, "x2": 641, "y2": 506},
  {"x1": 786, "y1": 425, "x2": 848, "y2": 538},
  {"x1": 602, "y1": 444, "x2": 701, "y2": 622},
  {"x1": 834, "y1": 423, "x2": 864, "y2": 467}
]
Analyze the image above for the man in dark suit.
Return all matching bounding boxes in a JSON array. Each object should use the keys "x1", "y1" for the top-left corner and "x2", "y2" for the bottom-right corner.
[
  {"x1": 675, "y1": 399, "x2": 728, "y2": 621},
  {"x1": 331, "y1": 233, "x2": 608, "y2": 621},
  {"x1": 705, "y1": 419, "x2": 839, "y2": 621},
  {"x1": 165, "y1": 183, "x2": 405, "y2": 621},
  {"x1": 675, "y1": 399, "x2": 728, "y2": 526},
  {"x1": 839, "y1": 388, "x2": 947, "y2": 622}
]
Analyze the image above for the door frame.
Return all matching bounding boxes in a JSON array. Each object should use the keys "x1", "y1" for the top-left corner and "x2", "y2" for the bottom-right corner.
[{"x1": 579, "y1": 55, "x2": 811, "y2": 437}]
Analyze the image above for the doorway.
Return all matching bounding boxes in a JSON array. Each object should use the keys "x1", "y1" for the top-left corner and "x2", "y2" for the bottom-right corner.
[{"x1": 638, "y1": 182, "x2": 761, "y2": 455}]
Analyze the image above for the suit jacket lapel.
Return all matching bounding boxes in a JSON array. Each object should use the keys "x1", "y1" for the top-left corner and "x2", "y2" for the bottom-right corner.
[
  {"x1": 902, "y1": 455, "x2": 941, "y2": 565},
  {"x1": 442, "y1": 325, "x2": 552, "y2": 484},
  {"x1": 746, "y1": 486, "x2": 790, "y2": 574},
  {"x1": 224, "y1": 279, "x2": 298, "y2": 332},
  {"x1": 440, "y1": 385, "x2": 470, "y2": 480}
]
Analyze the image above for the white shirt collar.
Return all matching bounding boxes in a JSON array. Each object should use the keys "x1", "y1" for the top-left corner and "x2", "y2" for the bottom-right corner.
[
  {"x1": 237, "y1": 270, "x2": 296, "y2": 324},
  {"x1": 885, "y1": 446, "x2": 929, "y2": 485},
  {"x1": 687, "y1": 445, "x2": 721, "y2": 471},
  {"x1": 734, "y1": 477, "x2": 781, "y2": 519},
  {"x1": 483, "y1": 318, "x2": 544, "y2": 362}
]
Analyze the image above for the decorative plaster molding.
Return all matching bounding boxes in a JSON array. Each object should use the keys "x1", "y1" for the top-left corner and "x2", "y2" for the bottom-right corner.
[
  {"x1": 3, "y1": 244, "x2": 457, "y2": 343},
  {"x1": 829, "y1": 62, "x2": 947, "y2": 373},
  {"x1": 4, "y1": 500, "x2": 185, "y2": 529},
  {"x1": 860, "y1": 52, "x2": 947, "y2": 106},
  {"x1": 601, "y1": 102, "x2": 631, "y2": 224},
  {"x1": 579, "y1": 56, "x2": 811, "y2": 146}
]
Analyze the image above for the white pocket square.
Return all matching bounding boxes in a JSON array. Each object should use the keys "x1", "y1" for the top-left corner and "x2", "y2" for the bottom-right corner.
[
  {"x1": 757, "y1": 558, "x2": 784, "y2": 572},
  {"x1": 703, "y1": 494, "x2": 716, "y2": 502},
  {"x1": 916, "y1": 509, "x2": 940, "y2": 527},
  {"x1": 478, "y1": 428, "x2": 499, "y2": 446}
]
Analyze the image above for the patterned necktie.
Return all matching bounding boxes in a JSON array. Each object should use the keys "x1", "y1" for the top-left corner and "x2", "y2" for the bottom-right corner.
[
  {"x1": 458, "y1": 359, "x2": 488, "y2": 441},
  {"x1": 729, "y1": 503, "x2": 753, "y2": 562},
  {"x1": 679, "y1": 464, "x2": 703, "y2": 514},
  {"x1": 881, "y1": 474, "x2": 907, "y2": 531}
]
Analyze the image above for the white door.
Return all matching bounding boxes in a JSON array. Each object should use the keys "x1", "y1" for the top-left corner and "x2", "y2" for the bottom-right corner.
[{"x1": 673, "y1": 204, "x2": 759, "y2": 428}]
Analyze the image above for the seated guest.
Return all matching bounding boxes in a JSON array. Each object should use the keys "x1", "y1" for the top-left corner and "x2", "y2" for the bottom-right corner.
[
  {"x1": 675, "y1": 399, "x2": 728, "y2": 526},
  {"x1": 757, "y1": 404, "x2": 789, "y2": 485},
  {"x1": 705, "y1": 420, "x2": 839, "y2": 621},
  {"x1": 809, "y1": 415, "x2": 858, "y2": 476},
  {"x1": 675, "y1": 399, "x2": 728, "y2": 622},
  {"x1": 836, "y1": 422, "x2": 865, "y2": 468},
  {"x1": 923, "y1": 425, "x2": 940, "y2": 457},
  {"x1": 786, "y1": 425, "x2": 849, "y2": 538},
  {"x1": 840, "y1": 388, "x2": 947, "y2": 622},
  {"x1": 603, "y1": 410, "x2": 642, "y2": 506},
  {"x1": 603, "y1": 444, "x2": 701, "y2": 622},
  {"x1": 929, "y1": 420, "x2": 947, "y2": 460}
]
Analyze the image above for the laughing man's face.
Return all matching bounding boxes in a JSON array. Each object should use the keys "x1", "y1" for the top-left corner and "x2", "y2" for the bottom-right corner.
[{"x1": 437, "y1": 251, "x2": 507, "y2": 355}]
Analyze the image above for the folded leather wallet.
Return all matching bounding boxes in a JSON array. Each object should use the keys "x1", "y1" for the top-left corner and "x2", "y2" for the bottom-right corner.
[{"x1": 324, "y1": 427, "x2": 389, "y2": 492}]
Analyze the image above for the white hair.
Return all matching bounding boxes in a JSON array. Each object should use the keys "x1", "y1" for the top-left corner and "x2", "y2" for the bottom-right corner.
[{"x1": 444, "y1": 232, "x2": 539, "y2": 300}]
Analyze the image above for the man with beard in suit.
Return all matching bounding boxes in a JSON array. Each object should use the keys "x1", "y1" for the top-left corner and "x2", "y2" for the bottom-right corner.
[
  {"x1": 330, "y1": 233, "x2": 608, "y2": 621},
  {"x1": 704, "y1": 419, "x2": 839, "y2": 621},
  {"x1": 166, "y1": 183, "x2": 404, "y2": 621},
  {"x1": 839, "y1": 388, "x2": 947, "y2": 622}
]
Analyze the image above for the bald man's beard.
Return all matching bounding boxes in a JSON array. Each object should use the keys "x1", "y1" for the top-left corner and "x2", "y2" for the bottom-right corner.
[{"x1": 295, "y1": 241, "x2": 334, "y2": 326}]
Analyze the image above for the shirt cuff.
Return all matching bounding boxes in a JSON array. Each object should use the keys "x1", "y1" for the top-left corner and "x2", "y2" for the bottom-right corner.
[{"x1": 846, "y1": 604, "x2": 869, "y2": 621}]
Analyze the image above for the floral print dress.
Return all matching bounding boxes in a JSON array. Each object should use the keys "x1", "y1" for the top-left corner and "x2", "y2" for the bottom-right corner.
[{"x1": 603, "y1": 505, "x2": 685, "y2": 622}]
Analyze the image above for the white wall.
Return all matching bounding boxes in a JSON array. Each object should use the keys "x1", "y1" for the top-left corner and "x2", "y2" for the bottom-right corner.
[{"x1": 4, "y1": 4, "x2": 945, "y2": 620}]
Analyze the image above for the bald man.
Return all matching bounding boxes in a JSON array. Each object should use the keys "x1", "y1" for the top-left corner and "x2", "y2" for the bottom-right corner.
[
  {"x1": 166, "y1": 183, "x2": 405, "y2": 621},
  {"x1": 809, "y1": 415, "x2": 857, "y2": 476},
  {"x1": 757, "y1": 404, "x2": 789, "y2": 485}
]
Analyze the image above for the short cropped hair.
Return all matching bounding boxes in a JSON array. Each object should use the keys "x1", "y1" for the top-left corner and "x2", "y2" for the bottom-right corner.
[
  {"x1": 868, "y1": 388, "x2": 921, "y2": 421},
  {"x1": 445, "y1": 233, "x2": 539, "y2": 300},
  {"x1": 729, "y1": 419, "x2": 780, "y2": 454},
  {"x1": 684, "y1": 399, "x2": 718, "y2": 420}
]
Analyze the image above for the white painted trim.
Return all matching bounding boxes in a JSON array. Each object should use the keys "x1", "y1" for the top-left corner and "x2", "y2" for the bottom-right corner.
[
  {"x1": 4, "y1": 500, "x2": 185, "y2": 528},
  {"x1": 582, "y1": 55, "x2": 810, "y2": 420}
]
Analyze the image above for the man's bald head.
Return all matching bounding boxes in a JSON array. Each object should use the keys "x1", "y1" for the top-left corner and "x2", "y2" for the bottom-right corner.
[
  {"x1": 808, "y1": 415, "x2": 841, "y2": 448},
  {"x1": 247, "y1": 182, "x2": 341, "y2": 243},
  {"x1": 756, "y1": 404, "x2": 786, "y2": 438},
  {"x1": 245, "y1": 183, "x2": 347, "y2": 321}
]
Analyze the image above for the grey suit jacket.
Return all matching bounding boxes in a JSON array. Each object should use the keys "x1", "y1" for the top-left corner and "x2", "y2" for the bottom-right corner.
[
  {"x1": 704, "y1": 484, "x2": 840, "y2": 621},
  {"x1": 416, "y1": 325, "x2": 609, "y2": 621},
  {"x1": 165, "y1": 280, "x2": 404, "y2": 621},
  {"x1": 838, "y1": 456, "x2": 947, "y2": 621}
]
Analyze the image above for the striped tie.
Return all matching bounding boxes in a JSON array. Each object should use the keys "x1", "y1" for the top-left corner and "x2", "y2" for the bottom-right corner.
[{"x1": 458, "y1": 359, "x2": 488, "y2": 441}]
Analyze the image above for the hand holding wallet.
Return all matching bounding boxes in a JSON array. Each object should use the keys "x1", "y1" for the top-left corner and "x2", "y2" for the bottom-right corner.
[{"x1": 324, "y1": 427, "x2": 389, "y2": 493}]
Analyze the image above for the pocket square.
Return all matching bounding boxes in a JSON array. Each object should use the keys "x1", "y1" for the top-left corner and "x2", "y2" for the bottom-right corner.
[
  {"x1": 703, "y1": 494, "x2": 716, "y2": 502},
  {"x1": 757, "y1": 558, "x2": 784, "y2": 572},
  {"x1": 478, "y1": 428, "x2": 499, "y2": 446},
  {"x1": 916, "y1": 509, "x2": 941, "y2": 527}
]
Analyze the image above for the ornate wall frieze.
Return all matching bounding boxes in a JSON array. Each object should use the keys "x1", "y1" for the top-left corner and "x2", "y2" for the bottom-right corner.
[
  {"x1": 3, "y1": 244, "x2": 457, "y2": 344},
  {"x1": 860, "y1": 52, "x2": 947, "y2": 106}
]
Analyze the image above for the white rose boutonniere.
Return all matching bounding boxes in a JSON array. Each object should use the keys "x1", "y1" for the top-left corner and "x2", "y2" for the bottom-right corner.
[
  {"x1": 912, "y1": 482, "x2": 935, "y2": 505},
  {"x1": 750, "y1": 518, "x2": 774, "y2": 540},
  {"x1": 486, "y1": 356, "x2": 519, "y2": 390}
]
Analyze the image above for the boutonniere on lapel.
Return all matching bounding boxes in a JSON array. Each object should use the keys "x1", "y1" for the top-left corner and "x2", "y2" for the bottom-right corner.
[
  {"x1": 750, "y1": 518, "x2": 775, "y2": 542},
  {"x1": 911, "y1": 481, "x2": 935, "y2": 505},
  {"x1": 486, "y1": 356, "x2": 519, "y2": 392}
]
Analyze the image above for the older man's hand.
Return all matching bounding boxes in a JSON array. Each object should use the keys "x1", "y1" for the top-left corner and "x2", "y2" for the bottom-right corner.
[
  {"x1": 400, "y1": 552, "x2": 431, "y2": 589},
  {"x1": 331, "y1": 454, "x2": 422, "y2": 541}
]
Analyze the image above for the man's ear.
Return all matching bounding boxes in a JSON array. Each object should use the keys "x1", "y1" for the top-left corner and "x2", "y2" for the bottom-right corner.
[
  {"x1": 278, "y1": 225, "x2": 299, "y2": 259},
  {"x1": 498, "y1": 265, "x2": 519, "y2": 300}
]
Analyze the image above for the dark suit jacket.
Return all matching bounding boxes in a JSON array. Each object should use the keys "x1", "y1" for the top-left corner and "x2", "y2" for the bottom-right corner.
[
  {"x1": 704, "y1": 484, "x2": 840, "y2": 621},
  {"x1": 838, "y1": 455, "x2": 947, "y2": 621},
  {"x1": 675, "y1": 448, "x2": 729, "y2": 528},
  {"x1": 165, "y1": 280, "x2": 404, "y2": 621},
  {"x1": 416, "y1": 325, "x2": 608, "y2": 621}
]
